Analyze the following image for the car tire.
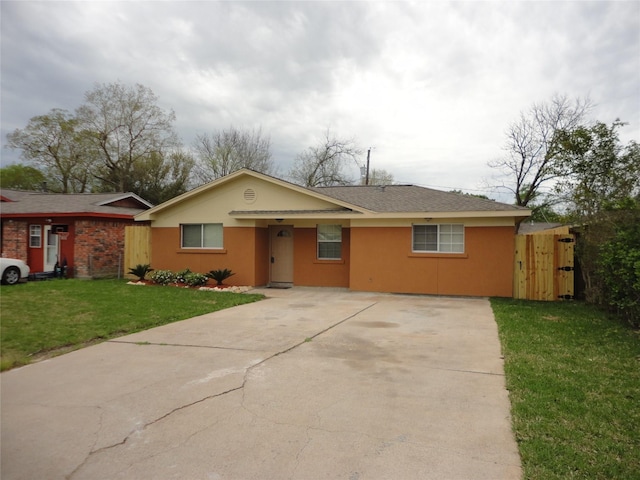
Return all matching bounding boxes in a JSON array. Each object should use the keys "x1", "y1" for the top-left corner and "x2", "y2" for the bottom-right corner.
[{"x1": 2, "y1": 266, "x2": 20, "y2": 285}]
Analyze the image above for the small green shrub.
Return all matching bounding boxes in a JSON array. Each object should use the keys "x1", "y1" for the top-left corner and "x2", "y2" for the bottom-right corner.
[
  {"x1": 150, "y1": 269, "x2": 176, "y2": 285},
  {"x1": 597, "y1": 223, "x2": 640, "y2": 327},
  {"x1": 128, "y1": 264, "x2": 154, "y2": 281},
  {"x1": 175, "y1": 268, "x2": 192, "y2": 284},
  {"x1": 207, "y1": 268, "x2": 235, "y2": 286},
  {"x1": 183, "y1": 272, "x2": 208, "y2": 287}
]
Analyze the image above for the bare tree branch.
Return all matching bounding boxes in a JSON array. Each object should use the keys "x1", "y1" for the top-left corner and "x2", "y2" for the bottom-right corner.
[
  {"x1": 288, "y1": 129, "x2": 362, "y2": 187},
  {"x1": 489, "y1": 94, "x2": 592, "y2": 210},
  {"x1": 192, "y1": 126, "x2": 274, "y2": 183}
]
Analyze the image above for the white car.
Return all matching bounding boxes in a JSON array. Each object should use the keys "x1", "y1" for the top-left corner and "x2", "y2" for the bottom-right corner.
[{"x1": 1, "y1": 258, "x2": 30, "y2": 285}]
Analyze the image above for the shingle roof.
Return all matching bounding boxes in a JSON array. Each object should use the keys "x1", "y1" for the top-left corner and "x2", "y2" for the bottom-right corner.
[
  {"x1": 0, "y1": 189, "x2": 151, "y2": 217},
  {"x1": 309, "y1": 185, "x2": 526, "y2": 213},
  {"x1": 517, "y1": 222, "x2": 565, "y2": 234}
]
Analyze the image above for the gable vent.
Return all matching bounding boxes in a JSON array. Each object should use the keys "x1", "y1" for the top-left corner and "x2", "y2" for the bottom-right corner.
[{"x1": 243, "y1": 188, "x2": 256, "y2": 204}]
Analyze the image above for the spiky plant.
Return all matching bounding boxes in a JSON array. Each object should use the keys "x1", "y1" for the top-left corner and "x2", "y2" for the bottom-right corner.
[
  {"x1": 206, "y1": 268, "x2": 235, "y2": 286},
  {"x1": 128, "y1": 264, "x2": 154, "y2": 282}
]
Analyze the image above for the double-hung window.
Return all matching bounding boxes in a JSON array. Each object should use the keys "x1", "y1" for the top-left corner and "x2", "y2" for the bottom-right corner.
[
  {"x1": 317, "y1": 224, "x2": 342, "y2": 260},
  {"x1": 29, "y1": 225, "x2": 42, "y2": 248},
  {"x1": 181, "y1": 223, "x2": 223, "y2": 249},
  {"x1": 413, "y1": 224, "x2": 464, "y2": 253}
]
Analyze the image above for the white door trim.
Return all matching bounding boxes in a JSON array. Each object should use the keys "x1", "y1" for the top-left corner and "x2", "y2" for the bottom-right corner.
[{"x1": 44, "y1": 225, "x2": 59, "y2": 271}]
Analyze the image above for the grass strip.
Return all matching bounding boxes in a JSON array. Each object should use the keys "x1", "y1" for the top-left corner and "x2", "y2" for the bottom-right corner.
[
  {"x1": 0, "y1": 279, "x2": 263, "y2": 371},
  {"x1": 491, "y1": 298, "x2": 640, "y2": 479}
]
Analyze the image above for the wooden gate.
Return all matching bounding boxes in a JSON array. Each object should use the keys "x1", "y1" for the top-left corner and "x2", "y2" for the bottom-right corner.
[
  {"x1": 124, "y1": 225, "x2": 152, "y2": 275},
  {"x1": 514, "y1": 230, "x2": 575, "y2": 301}
]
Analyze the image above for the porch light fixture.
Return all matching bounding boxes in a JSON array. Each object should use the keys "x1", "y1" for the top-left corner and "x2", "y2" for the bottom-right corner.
[{"x1": 276, "y1": 218, "x2": 283, "y2": 223}]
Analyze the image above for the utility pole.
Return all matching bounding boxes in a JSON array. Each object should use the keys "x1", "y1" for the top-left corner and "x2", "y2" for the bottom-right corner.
[{"x1": 365, "y1": 148, "x2": 371, "y2": 186}]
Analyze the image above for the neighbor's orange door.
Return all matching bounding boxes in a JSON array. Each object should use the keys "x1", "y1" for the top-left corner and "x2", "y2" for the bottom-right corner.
[{"x1": 270, "y1": 225, "x2": 293, "y2": 284}]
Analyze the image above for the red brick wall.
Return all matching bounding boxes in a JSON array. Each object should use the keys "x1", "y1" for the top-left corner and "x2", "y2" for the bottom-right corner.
[
  {"x1": 1, "y1": 220, "x2": 28, "y2": 262},
  {"x1": 74, "y1": 219, "x2": 131, "y2": 278}
]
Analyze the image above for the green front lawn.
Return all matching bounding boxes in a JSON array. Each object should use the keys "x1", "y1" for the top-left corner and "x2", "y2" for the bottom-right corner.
[
  {"x1": 492, "y1": 298, "x2": 640, "y2": 479},
  {"x1": 0, "y1": 279, "x2": 263, "y2": 371}
]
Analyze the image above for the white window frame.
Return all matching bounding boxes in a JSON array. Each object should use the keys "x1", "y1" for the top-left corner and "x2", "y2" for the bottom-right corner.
[
  {"x1": 317, "y1": 224, "x2": 342, "y2": 260},
  {"x1": 29, "y1": 224, "x2": 42, "y2": 248},
  {"x1": 181, "y1": 223, "x2": 223, "y2": 249},
  {"x1": 412, "y1": 224, "x2": 464, "y2": 253}
]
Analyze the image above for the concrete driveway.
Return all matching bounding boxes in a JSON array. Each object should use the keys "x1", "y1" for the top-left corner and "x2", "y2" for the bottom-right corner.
[{"x1": 1, "y1": 288, "x2": 521, "y2": 479}]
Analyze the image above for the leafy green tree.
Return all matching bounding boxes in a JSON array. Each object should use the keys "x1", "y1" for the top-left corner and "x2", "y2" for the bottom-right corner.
[
  {"x1": 557, "y1": 121, "x2": 640, "y2": 323},
  {"x1": 131, "y1": 150, "x2": 195, "y2": 204},
  {"x1": 0, "y1": 164, "x2": 45, "y2": 190},
  {"x1": 289, "y1": 129, "x2": 362, "y2": 187},
  {"x1": 6, "y1": 109, "x2": 95, "y2": 192},
  {"x1": 525, "y1": 203, "x2": 565, "y2": 223},
  {"x1": 556, "y1": 121, "x2": 640, "y2": 218},
  {"x1": 448, "y1": 189, "x2": 492, "y2": 201},
  {"x1": 76, "y1": 82, "x2": 179, "y2": 192},
  {"x1": 193, "y1": 126, "x2": 274, "y2": 183},
  {"x1": 366, "y1": 168, "x2": 395, "y2": 186}
]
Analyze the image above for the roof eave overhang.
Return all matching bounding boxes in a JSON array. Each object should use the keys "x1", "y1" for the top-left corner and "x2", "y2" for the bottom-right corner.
[
  {"x1": 377, "y1": 210, "x2": 532, "y2": 219},
  {"x1": 228, "y1": 209, "x2": 532, "y2": 220}
]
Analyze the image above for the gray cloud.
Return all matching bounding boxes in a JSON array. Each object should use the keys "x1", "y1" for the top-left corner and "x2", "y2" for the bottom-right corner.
[{"x1": 1, "y1": 1, "x2": 638, "y2": 199}]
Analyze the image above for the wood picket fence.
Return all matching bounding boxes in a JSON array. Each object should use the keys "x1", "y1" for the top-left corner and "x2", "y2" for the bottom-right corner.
[
  {"x1": 514, "y1": 226, "x2": 575, "y2": 301},
  {"x1": 124, "y1": 225, "x2": 152, "y2": 276}
]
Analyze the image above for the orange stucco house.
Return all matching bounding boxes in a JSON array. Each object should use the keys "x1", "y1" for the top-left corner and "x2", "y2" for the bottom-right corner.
[{"x1": 135, "y1": 169, "x2": 530, "y2": 297}]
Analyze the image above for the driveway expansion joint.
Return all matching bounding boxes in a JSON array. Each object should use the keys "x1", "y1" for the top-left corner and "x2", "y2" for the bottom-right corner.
[
  {"x1": 107, "y1": 339, "x2": 262, "y2": 352},
  {"x1": 428, "y1": 366, "x2": 506, "y2": 376}
]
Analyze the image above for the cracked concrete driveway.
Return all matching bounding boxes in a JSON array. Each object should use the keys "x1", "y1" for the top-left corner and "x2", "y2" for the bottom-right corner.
[{"x1": 1, "y1": 288, "x2": 521, "y2": 479}]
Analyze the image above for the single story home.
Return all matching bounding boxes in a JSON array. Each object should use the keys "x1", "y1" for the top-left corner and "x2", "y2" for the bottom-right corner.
[
  {"x1": 134, "y1": 169, "x2": 530, "y2": 297},
  {"x1": 1, "y1": 189, "x2": 152, "y2": 278}
]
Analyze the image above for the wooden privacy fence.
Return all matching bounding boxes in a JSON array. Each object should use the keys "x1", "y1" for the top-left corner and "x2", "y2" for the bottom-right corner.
[
  {"x1": 514, "y1": 227, "x2": 575, "y2": 301},
  {"x1": 124, "y1": 225, "x2": 152, "y2": 275}
]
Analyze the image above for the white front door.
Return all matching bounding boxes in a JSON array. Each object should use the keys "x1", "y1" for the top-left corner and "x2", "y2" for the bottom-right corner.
[{"x1": 44, "y1": 225, "x2": 59, "y2": 271}]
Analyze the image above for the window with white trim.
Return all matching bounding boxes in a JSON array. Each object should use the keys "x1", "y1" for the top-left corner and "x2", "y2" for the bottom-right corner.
[
  {"x1": 413, "y1": 224, "x2": 464, "y2": 253},
  {"x1": 29, "y1": 225, "x2": 42, "y2": 248},
  {"x1": 181, "y1": 223, "x2": 223, "y2": 248},
  {"x1": 317, "y1": 224, "x2": 342, "y2": 260}
]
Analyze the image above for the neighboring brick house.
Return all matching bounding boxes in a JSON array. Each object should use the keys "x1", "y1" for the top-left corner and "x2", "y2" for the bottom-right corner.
[{"x1": 0, "y1": 189, "x2": 152, "y2": 278}]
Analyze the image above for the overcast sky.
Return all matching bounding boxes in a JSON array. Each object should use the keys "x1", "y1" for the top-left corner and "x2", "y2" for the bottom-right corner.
[{"x1": 1, "y1": 1, "x2": 638, "y2": 200}]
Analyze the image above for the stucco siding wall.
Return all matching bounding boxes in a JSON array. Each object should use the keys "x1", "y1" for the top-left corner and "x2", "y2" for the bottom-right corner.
[
  {"x1": 349, "y1": 226, "x2": 515, "y2": 297},
  {"x1": 254, "y1": 227, "x2": 269, "y2": 286},
  {"x1": 150, "y1": 227, "x2": 261, "y2": 286},
  {"x1": 293, "y1": 227, "x2": 350, "y2": 288}
]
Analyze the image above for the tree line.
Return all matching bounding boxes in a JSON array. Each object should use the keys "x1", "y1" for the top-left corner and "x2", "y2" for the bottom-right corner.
[{"x1": 3, "y1": 82, "x2": 394, "y2": 204}]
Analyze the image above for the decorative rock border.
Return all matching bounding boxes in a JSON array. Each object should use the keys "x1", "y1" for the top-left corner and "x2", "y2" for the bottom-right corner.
[{"x1": 127, "y1": 281, "x2": 252, "y2": 293}]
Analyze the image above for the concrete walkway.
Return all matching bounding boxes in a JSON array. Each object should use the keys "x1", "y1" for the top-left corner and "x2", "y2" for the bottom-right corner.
[{"x1": 1, "y1": 288, "x2": 521, "y2": 479}]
